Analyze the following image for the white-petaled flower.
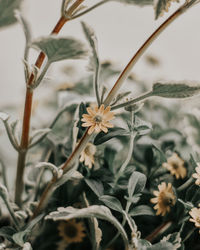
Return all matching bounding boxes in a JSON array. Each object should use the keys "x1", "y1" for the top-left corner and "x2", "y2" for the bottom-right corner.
[
  {"x1": 163, "y1": 153, "x2": 187, "y2": 179},
  {"x1": 150, "y1": 182, "x2": 176, "y2": 216},
  {"x1": 192, "y1": 164, "x2": 200, "y2": 186},
  {"x1": 81, "y1": 104, "x2": 115, "y2": 135},
  {"x1": 80, "y1": 142, "x2": 96, "y2": 168}
]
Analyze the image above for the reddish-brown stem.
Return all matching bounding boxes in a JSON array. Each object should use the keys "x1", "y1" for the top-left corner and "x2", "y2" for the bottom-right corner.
[
  {"x1": 145, "y1": 221, "x2": 172, "y2": 242},
  {"x1": 15, "y1": 16, "x2": 68, "y2": 206}
]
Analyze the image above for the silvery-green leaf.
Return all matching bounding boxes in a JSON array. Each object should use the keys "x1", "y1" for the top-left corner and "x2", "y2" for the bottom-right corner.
[
  {"x1": 85, "y1": 179, "x2": 104, "y2": 197},
  {"x1": 147, "y1": 241, "x2": 174, "y2": 250},
  {"x1": 99, "y1": 195, "x2": 123, "y2": 212},
  {"x1": 128, "y1": 171, "x2": 146, "y2": 197},
  {"x1": 0, "y1": 0, "x2": 23, "y2": 28},
  {"x1": 54, "y1": 169, "x2": 83, "y2": 189},
  {"x1": 23, "y1": 242, "x2": 32, "y2": 250},
  {"x1": 0, "y1": 112, "x2": 9, "y2": 121},
  {"x1": 129, "y1": 205, "x2": 155, "y2": 217},
  {"x1": 152, "y1": 82, "x2": 200, "y2": 98},
  {"x1": 94, "y1": 127, "x2": 130, "y2": 145},
  {"x1": 81, "y1": 21, "x2": 98, "y2": 69},
  {"x1": 46, "y1": 205, "x2": 129, "y2": 247},
  {"x1": 15, "y1": 11, "x2": 31, "y2": 45},
  {"x1": 154, "y1": 0, "x2": 179, "y2": 19},
  {"x1": 36, "y1": 162, "x2": 62, "y2": 179},
  {"x1": 13, "y1": 214, "x2": 43, "y2": 247},
  {"x1": 0, "y1": 226, "x2": 16, "y2": 242},
  {"x1": 29, "y1": 128, "x2": 51, "y2": 148},
  {"x1": 134, "y1": 116, "x2": 152, "y2": 135},
  {"x1": 178, "y1": 199, "x2": 193, "y2": 210},
  {"x1": 112, "y1": 0, "x2": 153, "y2": 6},
  {"x1": 32, "y1": 36, "x2": 87, "y2": 63},
  {"x1": 0, "y1": 183, "x2": 8, "y2": 201},
  {"x1": 161, "y1": 232, "x2": 181, "y2": 250},
  {"x1": 138, "y1": 239, "x2": 152, "y2": 249}
]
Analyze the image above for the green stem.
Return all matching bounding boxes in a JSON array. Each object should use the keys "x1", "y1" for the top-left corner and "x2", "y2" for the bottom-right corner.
[{"x1": 177, "y1": 177, "x2": 194, "y2": 192}]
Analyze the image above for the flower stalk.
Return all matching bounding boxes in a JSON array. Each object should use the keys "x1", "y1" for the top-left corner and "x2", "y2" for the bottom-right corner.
[{"x1": 15, "y1": 0, "x2": 85, "y2": 207}]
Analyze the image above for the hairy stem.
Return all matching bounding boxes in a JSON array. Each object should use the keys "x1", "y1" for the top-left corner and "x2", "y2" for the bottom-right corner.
[{"x1": 15, "y1": 15, "x2": 68, "y2": 207}]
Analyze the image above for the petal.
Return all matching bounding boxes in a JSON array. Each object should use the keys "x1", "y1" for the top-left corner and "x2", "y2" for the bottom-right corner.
[
  {"x1": 88, "y1": 126, "x2": 95, "y2": 135},
  {"x1": 86, "y1": 107, "x2": 96, "y2": 116}
]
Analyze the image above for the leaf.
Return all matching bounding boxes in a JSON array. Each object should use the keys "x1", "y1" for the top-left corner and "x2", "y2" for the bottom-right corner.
[
  {"x1": 81, "y1": 21, "x2": 99, "y2": 69},
  {"x1": 128, "y1": 171, "x2": 146, "y2": 197},
  {"x1": 46, "y1": 205, "x2": 129, "y2": 248},
  {"x1": 134, "y1": 116, "x2": 152, "y2": 135},
  {"x1": 112, "y1": 0, "x2": 153, "y2": 6},
  {"x1": 152, "y1": 82, "x2": 200, "y2": 98},
  {"x1": 94, "y1": 127, "x2": 130, "y2": 145},
  {"x1": 0, "y1": 112, "x2": 9, "y2": 121},
  {"x1": 29, "y1": 128, "x2": 51, "y2": 148},
  {"x1": 154, "y1": 0, "x2": 179, "y2": 19},
  {"x1": 99, "y1": 195, "x2": 123, "y2": 212},
  {"x1": 129, "y1": 205, "x2": 155, "y2": 217},
  {"x1": 147, "y1": 241, "x2": 174, "y2": 250},
  {"x1": 161, "y1": 232, "x2": 181, "y2": 250},
  {"x1": 0, "y1": 0, "x2": 22, "y2": 28},
  {"x1": 23, "y1": 242, "x2": 32, "y2": 250},
  {"x1": 32, "y1": 36, "x2": 87, "y2": 63},
  {"x1": 0, "y1": 226, "x2": 16, "y2": 242},
  {"x1": 85, "y1": 179, "x2": 104, "y2": 197},
  {"x1": 178, "y1": 199, "x2": 193, "y2": 210},
  {"x1": 13, "y1": 214, "x2": 44, "y2": 247}
]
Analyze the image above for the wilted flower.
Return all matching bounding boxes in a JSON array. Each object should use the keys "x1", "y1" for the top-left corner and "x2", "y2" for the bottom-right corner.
[
  {"x1": 81, "y1": 104, "x2": 115, "y2": 135},
  {"x1": 163, "y1": 153, "x2": 187, "y2": 179},
  {"x1": 189, "y1": 205, "x2": 200, "y2": 231},
  {"x1": 192, "y1": 164, "x2": 200, "y2": 186},
  {"x1": 80, "y1": 142, "x2": 96, "y2": 168},
  {"x1": 58, "y1": 219, "x2": 86, "y2": 244},
  {"x1": 150, "y1": 182, "x2": 176, "y2": 216}
]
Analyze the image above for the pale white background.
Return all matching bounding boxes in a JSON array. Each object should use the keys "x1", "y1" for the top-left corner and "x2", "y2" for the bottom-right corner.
[{"x1": 0, "y1": 0, "x2": 200, "y2": 187}]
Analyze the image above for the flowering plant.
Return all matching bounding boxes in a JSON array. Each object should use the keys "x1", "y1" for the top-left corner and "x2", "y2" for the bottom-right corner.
[{"x1": 0, "y1": 0, "x2": 200, "y2": 249}]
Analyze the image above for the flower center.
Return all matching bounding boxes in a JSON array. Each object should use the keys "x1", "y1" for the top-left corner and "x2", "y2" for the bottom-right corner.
[
  {"x1": 162, "y1": 193, "x2": 175, "y2": 206},
  {"x1": 93, "y1": 115, "x2": 102, "y2": 124},
  {"x1": 172, "y1": 163, "x2": 179, "y2": 169},
  {"x1": 196, "y1": 217, "x2": 200, "y2": 224},
  {"x1": 64, "y1": 224, "x2": 78, "y2": 238}
]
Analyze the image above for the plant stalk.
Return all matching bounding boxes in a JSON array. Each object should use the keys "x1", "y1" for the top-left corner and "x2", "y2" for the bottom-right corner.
[
  {"x1": 32, "y1": 2, "x2": 190, "y2": 217},
  {"x1": 15, "y1": 15, "x2": 69, "y2": 207}
]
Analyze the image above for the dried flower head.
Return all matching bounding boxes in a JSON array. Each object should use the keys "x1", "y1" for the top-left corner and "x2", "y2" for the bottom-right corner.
[
  {"x1": 80, "y1": 142, "x2": 96, "y2": 168},
  {"x1": 81, "y1": 104, "x2": 115, "y2": 135},
  {"x1": 163, "y1": 153, "x2": 187, "y2": 179},
  {"x1": 189, "y1": 205, "x2": 200, "y2": 232},
  {"x1": 58, "y1": 219, "x2": 86, "y2": 244},
  {"x1": 150, "y1": 182, "x2": 176, "y2": 216},
  {"x1": 192, "y1": 164, "x2": 200, "y2": 186}
]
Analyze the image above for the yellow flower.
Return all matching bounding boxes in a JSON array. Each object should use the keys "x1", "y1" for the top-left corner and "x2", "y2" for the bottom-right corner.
[
  {"x1": 80, "y1": 142, "x2": 96, "y2": 168},
  {"x1": 81, "y1": 104, "x2": 115, "y2": 135},
  {"x1": 163, "y1": 153, "x2": 187, "y2": 179},
  {"x1": 58, "y1": 219, "x2": 86, "y2": 244},
  {"x1": 189, "y1": 205, "x2": 200, "y2": 231},
  {"x1": 192, "y1": 164, "x2": 200, "y2": 186},
  {"x1": 150, "y1": 182, "x2": 176, "y2": 216}
]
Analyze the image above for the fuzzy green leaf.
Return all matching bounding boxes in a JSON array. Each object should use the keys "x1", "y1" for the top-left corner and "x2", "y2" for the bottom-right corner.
[
  {"x1": 128, "y1": 171, "x2": 146, "y2": 197},
  {"x1": 99, "y1": 195, "x2": 123, "y2": 212},
  {"x1": 147, "y1": 241, "x2": 174, "y2": 250},
  {"x1": 94, "y1": 127, "x2": 130, "y2": 145},
  {"x1": 129, "y1": 205, "x2": 155, "y2": 217},
  {"x1": 46, "y1": 206, "x2": 129, "y2": 247},
  {"x1": 112, "y1": 0, "x2": 153, "y2": 6},
  {"x1": 0, "y1": 0, "x2": 22, "y2": 28},
  {"x1": 85, "y1": 179, "x2": 104, "y2": 197},
  {"x1": 152, "y1": 82, "x2": 200, "y2": 98},
  {"x1": 32, "y1": 36, "x2": 87, "y2": 63}
]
